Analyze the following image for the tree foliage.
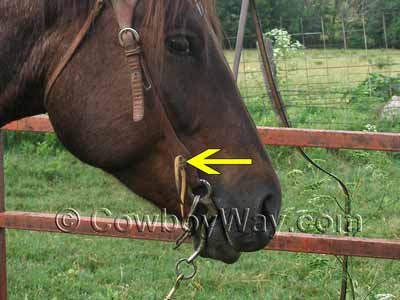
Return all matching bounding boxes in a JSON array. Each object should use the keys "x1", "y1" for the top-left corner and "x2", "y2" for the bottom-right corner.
[
  {"x1": 216, "y1": 0, "x2": 400, "y2": 48},
  {"x1": 216, "y1": 0, "x2": 273, "y2": 47}
]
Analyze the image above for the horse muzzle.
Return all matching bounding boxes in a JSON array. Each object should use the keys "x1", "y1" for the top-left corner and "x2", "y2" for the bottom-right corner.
[{"x1": 187, "y1": 180, "x2": 279, "y2": 264}]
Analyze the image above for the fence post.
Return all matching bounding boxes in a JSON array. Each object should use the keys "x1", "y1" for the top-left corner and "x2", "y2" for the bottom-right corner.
[
  {"x1": 342, "y1": 18, "x2": 347, "y2": 50},
  {"x1": 233, "y1": 0, "x2": 250, "y2": 81},
  {"x1": 362, "y1": 16, "x2": 368, "y2": 53},
  {"x1": 259, "y1": 38, "x2": 278, "y2": 114},
  {"x1": 300, "y1": 17, "x2": 306, "y2": 46},
  {"x1": 321, "y1": 17, "x2": 329, "y2": 80},
  {"x1": 0, "y1": 132, "x2": 7, "y2": 300},
  {"x1": 382, "y1": 13, "x2": 389, "y2": 49},
  {"x1": 259, "y1": 38, "x2": 277, "y2": 80}
]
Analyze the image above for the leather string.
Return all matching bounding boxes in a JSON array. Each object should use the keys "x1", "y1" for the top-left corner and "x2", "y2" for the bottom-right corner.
[
  {"x1": 249, "y1": 0, "x2": 351, "y2": 204},
  {"x1": 44, "y1": 0, "x2": 105, "y2": 108}
]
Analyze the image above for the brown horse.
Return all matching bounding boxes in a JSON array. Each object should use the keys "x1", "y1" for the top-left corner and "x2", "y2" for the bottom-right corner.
[{"x1": 0, "y1": 0, "x2": 281, "y2": 264}]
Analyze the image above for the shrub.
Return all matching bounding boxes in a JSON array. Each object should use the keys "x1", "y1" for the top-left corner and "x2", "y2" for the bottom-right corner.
[
  {"x1": 264, "y1": 29, "x2": 304, "y2": 61},
  {"x1": 347, "y1": 73, "x2": 400, "y2": 103}
]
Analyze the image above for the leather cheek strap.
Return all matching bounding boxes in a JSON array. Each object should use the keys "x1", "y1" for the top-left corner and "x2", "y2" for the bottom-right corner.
[
  {"x1": 111, "y1": 0, "x2": 145, "y2": 122},
  {"x1": 110, "y1": 0, "x2": 139, "y2": 29}
]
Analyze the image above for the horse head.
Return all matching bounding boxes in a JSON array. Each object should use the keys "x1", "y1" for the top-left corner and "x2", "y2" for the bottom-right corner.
[{"x1": 0, "y1": 0, "x2": 281, "y2": 264}]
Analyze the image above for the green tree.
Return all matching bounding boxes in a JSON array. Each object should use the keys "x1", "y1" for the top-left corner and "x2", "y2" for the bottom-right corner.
[
  {"x1": 216, "y1": 0, "x2": 273, "y2": 48},
  {"x1": 216, "y1": 0, "x2": 400, "y2": 49}
]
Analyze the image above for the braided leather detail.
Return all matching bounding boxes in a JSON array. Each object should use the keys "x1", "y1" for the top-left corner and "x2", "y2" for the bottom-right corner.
[{"x1": 124, "y1": 47, "x2": 144, "y2": 122}]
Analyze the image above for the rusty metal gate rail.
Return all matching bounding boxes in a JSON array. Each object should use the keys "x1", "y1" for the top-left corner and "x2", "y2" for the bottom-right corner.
[
  {"x1": 0, "y1": 116, "x2": 400, "y2": 300},
  {"x1": 3, "y1": 116, "x2": 400, "y2": 151}
]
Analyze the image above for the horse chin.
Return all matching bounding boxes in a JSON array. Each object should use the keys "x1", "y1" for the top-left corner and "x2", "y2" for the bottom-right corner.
[{"x1": 192, "y1": 219, "x2": 241, "y2": 264}]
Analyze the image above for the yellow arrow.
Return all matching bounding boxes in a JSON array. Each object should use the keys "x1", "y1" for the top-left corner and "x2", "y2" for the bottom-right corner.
[{"x1": 186, "y1": 149, "x2": 253, "y2": 175}]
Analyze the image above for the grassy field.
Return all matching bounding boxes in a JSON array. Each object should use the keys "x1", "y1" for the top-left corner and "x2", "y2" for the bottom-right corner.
[
  {"x1": 226, "y1": 49, "x2": 400, "y2": 132},
  {"x1": 3, "y1": 49, "x2": 400, "y2": 299}
]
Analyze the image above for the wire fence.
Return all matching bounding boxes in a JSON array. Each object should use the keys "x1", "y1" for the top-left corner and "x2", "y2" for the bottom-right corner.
[{"x1": 225, "y1": 12, "x2": 400, "y2": 132}]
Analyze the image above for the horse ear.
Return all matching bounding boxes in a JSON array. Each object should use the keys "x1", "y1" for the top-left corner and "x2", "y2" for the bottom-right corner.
[{"x1": 110, "y1": 0, "x2": 139, "y2": 29}]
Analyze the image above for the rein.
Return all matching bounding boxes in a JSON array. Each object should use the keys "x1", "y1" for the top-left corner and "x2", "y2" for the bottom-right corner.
[
  {"x1": 249, "y1": 2, "x2": 353, "y2": 298},
  {"x1": 249, "y1": 0, "x2": 351, "y2": 210}
]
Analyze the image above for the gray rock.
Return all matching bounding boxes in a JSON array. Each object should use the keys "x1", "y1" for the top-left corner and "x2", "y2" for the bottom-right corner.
[{"x1": 380, "y1": 96, "x2": 400, "y2": 121}]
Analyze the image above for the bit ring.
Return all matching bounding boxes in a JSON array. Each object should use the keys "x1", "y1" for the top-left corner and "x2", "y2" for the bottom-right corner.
[
  {"x1": 188, "y1": 179, "x2": 213, "y2": 200},
  {"x1": 175, "y1": 259, "x2": 197, "y2": 280}
]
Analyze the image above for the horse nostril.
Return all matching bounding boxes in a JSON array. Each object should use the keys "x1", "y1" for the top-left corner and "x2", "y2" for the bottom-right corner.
[
  {"x1": 261, "y1": 193, "x2": 279, "y2": 237},
  {"x1": 261, "y1": 194, "x2": 272, "y2": 215}
]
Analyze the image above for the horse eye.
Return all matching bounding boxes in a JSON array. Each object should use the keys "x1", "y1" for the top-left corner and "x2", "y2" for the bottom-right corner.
[{"x1": 166, "y1": 36, "x2": 191, "y2": 56}]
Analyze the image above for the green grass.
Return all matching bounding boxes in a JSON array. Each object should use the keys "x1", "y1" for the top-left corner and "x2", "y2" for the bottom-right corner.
[
  {"x1": 3, "y1": 48, "x2": 400, "y2": 299},
  {"x1": 226, "y1": 49, "x2": 400, "y2": 132},
  {"x1": 4, "y1": 142, "x2": 400, "y2": 299}
]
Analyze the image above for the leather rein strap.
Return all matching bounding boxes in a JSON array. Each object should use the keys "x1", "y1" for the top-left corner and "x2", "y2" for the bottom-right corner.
[{"x1": 249, "y1": 0, "x2": 351, "y2": 201}]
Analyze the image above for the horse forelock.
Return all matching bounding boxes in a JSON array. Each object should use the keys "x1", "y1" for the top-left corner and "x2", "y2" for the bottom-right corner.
[
  {"x1": 46, "y1": 0, "x2": 222, "y2": 54},
  {"x1": 139, "y1": 0, "x2": 222, "y2": 67}
]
